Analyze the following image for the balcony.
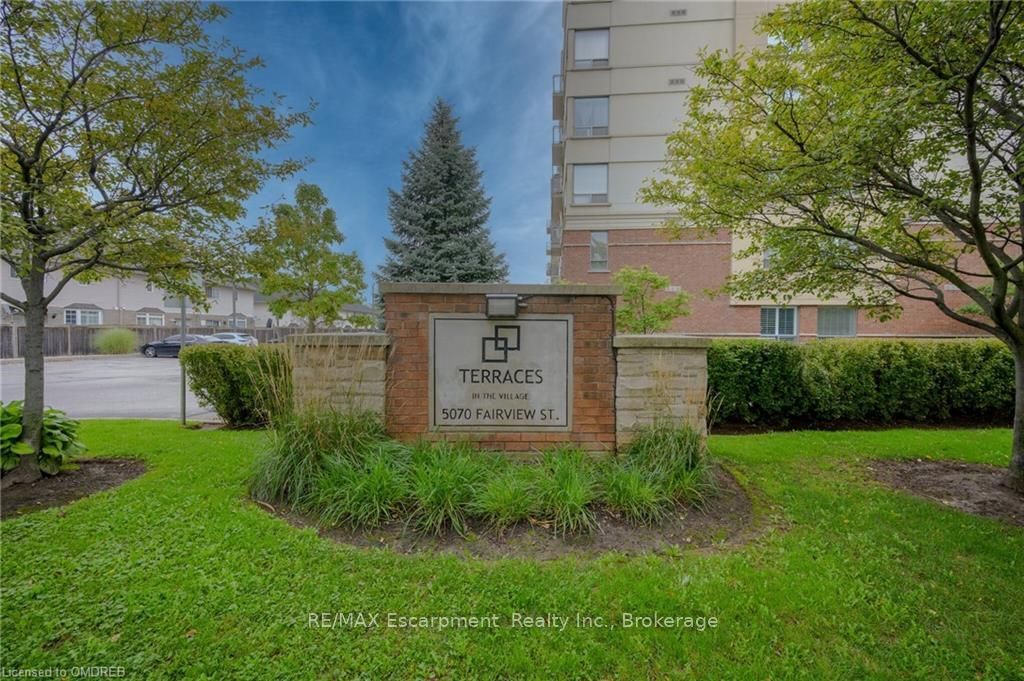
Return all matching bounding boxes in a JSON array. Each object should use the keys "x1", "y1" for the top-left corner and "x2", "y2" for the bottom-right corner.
[
  {"x1": 547, "y1": 220, "x2": 563, "y2": 243},
  {"x1": 552, "y1": 74, "x2": 564, "y2": 120},
  {"x1": 547, "y1": 220, "x2": 563, "y2": 257},
  {"x1": 550, "y1": 171, "x2": 563, "y2": 196},
  {"x1": 546, "y1": 257, "x2": 562, "y2": 281},
  {"x1": 551, "y1": 123, "x2": 564, "y2": 166}
]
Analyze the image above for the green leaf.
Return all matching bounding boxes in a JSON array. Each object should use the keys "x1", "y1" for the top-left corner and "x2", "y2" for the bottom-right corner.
[
  {"x1": 11, "y1": 441, "x2": 35, "y2": 455},
  {"x1": 38, "y1": 457, "x2": 61, "y2": 475},
  {"x1": 0, "y1": 423, "x2": 22, "y2": 439}
]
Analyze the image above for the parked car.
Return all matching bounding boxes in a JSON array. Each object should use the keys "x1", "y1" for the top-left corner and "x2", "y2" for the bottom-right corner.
[
  {"x1": 210, "y1": 332, "x2": 259, "y2": 346},
  {"x1": 140, "y1": 334, "x2": 208, "y2": 358}
]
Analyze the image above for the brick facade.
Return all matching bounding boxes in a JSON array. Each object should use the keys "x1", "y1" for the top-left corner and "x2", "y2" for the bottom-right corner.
[
  {"x1": 560, "y1": 228, "x2": 987, "y2": 340},
  {"x1": 382, "y1": 284, "x2": 618, "y2": 454}
]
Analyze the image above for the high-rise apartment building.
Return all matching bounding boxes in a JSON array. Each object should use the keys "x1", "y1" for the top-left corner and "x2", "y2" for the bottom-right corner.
[{"x1": 548, "y1": 0, "x2": 984, "y2": 340}]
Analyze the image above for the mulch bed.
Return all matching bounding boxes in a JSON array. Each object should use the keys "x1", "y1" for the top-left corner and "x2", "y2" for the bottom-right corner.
[
  {"x1": 1, "y1": 458, "x2": 146, "y2": 520},
  {"x1": 867, "y1": 459, "x2": 1024, "y2": 526},
  {"x1": 266, "y1": 465, "x2": 756, "y2": 560}
]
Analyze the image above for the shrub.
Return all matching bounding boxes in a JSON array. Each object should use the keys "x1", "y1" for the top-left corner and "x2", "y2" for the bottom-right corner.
[
  {"x1": 181, "y1": 344, "x2": 292, "y2": 427},
  {"x1": 472, "y1": 466, "x2": 541, "y2": 532},
  {"x1": 709, "y1": 339, "x2": 1014, "y2": 427},
  {"x1": 708, "y1": 340, "x2": 807, "y2": 425},
  {"x1": 250, "y1": 409, "x2": 385, "y2": 506},
  {"x1": 408, "y1": 442, "x2": 490, "y2": 536},
  {"x1": 536, "y1": 447, "x2": 598, "y2": 536},
  {"x1": 1, "y1": 401, "x2": 86, "y2": 475},
  {"x1": 93, "y1": 328, "x2": 138, "y2": 354},
  {"x1": 600, "y1": 465, "x2": 669, "y2": 525}
]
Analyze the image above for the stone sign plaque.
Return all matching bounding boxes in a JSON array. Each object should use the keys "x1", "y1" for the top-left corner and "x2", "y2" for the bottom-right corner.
[{"x1": 429, "y1": 314, "x2": 572, "y2": 431}]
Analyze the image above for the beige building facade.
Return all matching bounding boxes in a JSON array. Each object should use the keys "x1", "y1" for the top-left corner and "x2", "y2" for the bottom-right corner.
[
  {"x1": 549, "y1": 0, "x2": 984, "y2": 340},
  {"x1": 1, "y1": 267, "x2": 377, "y2": 331},
  {"x1": 0, "y1": 268, "x2": 277, "y2": 329}
]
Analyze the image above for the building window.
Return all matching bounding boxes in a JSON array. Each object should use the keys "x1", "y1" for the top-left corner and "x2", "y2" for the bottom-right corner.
[
  {"x1": 205, "y1": 286, "x2": 219, "y2": 299},
  {"x1": 136, "y1": 313, "x2": 165, "y2": 326},
  {"x1": 762, "y1": 247, "x2": 777, "y2": 269},
  {"x1": 574, "y1": 29, "x2": 609, "y2": 68},
  {"x1": 574, "y1": 97, "x2": 609, "y2": 136},
  {"x1": 817, "y1": 307, "x2": 856, "y2": 337},
  {"x1": 760, "y1": 307, "x2": 796, "y2": 340},
  {"x1": 573, "y1": 164, "x2": 608, "y2": 204},
  {"x1": 64, "y1": 308, "x2": 102, "y2": 326},
  {"x1": 589, "y1": 231, "x2": 609, "y2": 271}
]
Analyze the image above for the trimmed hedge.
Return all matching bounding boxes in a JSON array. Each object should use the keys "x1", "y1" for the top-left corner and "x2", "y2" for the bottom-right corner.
[
  {"x1": 180, "y1": 345, "x2": 292, "y2": 427},
  {"x1": 183, "y1": 337, "x2": 1013, "y2": 429},
  {"x1": 709, "y1": 339, "x2": 1014, "y2": 427}
]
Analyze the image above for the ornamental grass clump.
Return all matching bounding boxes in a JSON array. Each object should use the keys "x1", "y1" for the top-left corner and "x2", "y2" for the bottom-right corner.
[
  {"x1": 253, "y1": 411, "x2": 717, "y2": 536},
  {"x1": 408, "y1": 442, "x2": 491, "y2": 536},
  {"x1": 313, "y1": 442, "x2": 410, "y2": 528},
  {"x1": 93, "y1": 328, "x2": 138, "y2": 355},
  {"x1": 250, "y1": 408, "x2": 386, "y2": 507},
  {"x1": 536, "y1": 446, "x2": 599, "y2": 536},
  {"x1": 622, "y1": 421, "x2": 715, "y2": 507},
  {"x1": 600, "y1": 465, "x2": 670, "y2": 526},
  {"x1": 471, "y1": 465, "x2": 542, "y2": 532}
]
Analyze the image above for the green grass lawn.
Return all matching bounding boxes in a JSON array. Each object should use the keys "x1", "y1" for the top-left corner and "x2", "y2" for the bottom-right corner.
[{"x1": 2, "y1": 422, "x2": 1021, "y2": 679}]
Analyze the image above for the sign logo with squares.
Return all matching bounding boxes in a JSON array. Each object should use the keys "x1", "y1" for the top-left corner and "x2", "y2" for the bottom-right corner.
[{"x1": 481, "y1": 325, "x2": 521, "y2": 363}]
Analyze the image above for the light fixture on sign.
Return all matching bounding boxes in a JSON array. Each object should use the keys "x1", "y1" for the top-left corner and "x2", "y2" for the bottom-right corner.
[{"x1": 485, "y1": 293, "x2": 520, "y2": 319}]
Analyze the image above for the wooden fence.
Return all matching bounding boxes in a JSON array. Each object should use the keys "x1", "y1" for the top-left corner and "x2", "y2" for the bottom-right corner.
[{"x1": 0, "y1": 325, "x2": 310, "y2": 359}]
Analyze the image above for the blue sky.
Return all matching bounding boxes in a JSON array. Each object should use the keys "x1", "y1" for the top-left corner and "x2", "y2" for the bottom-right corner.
[{"x1": 210, "y1": 1, "x2": 563, "y2": 294}]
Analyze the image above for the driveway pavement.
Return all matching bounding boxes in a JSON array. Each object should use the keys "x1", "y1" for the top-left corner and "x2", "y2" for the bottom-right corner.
[{"x1": 0, "y1": 356, "x2": 218, "y2": 421}]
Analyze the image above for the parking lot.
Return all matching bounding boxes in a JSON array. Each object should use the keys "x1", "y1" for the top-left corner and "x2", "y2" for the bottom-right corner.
[{"x1": 0, "y1": 355, "x2": 218, "y2": 421}]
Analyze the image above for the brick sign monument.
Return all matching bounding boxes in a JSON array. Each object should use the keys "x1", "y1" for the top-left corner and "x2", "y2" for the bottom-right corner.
[{"x1": 290, "y1": 283, "x2": 709, "y2": 454}]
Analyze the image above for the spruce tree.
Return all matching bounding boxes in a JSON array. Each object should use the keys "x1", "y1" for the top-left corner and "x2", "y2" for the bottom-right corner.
[{"x1": 377, "y1": 99, "x2": 509, "y2": 284}]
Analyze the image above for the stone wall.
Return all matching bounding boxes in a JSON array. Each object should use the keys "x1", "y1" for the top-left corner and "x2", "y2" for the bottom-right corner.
[
  {"x1": 382, "y1": 283, "x2": 619, "y2": 454},
  {"x1": 613, "y1": 335, "x2": 710, "y2": 449},
  {"x1": 288, "y1": 333, "x2": 390, "y2": 414}
]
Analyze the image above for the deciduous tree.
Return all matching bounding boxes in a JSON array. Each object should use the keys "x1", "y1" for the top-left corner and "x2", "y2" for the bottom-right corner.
[
  {"x1": 642, "y1": 1, "x2": 1024, "y2": 488},
  {"x1": 613, "y1": 266, "x2": 690, "y2": 334},
  {"x1": 0, "y1": 1, "x2": 308, "y2": 484},
  {"x1": 249, "y1": 182, "x2": 365, "y2": 332}
]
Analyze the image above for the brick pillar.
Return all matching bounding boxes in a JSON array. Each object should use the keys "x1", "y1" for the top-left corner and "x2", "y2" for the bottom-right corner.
[
  {"x1": 288, "y1": 333, "x2": 390, "y2": 415},
  {"x1": 613, "y1": 335, "x2": 710, "y2": 449}
]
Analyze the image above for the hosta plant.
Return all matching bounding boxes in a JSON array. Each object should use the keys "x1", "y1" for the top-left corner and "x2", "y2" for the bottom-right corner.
[{"x1": 1, "y1": 401, "x2": 86, "y2": 475}]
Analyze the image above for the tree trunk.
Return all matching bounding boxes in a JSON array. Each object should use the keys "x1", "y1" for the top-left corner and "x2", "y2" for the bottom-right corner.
[
  {"x1": 1008, "y1": 347, "x2": 1024, "y2": 493},
  {"x1": 3, "y1": 268, "x2": 46, "y2": 488}
]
